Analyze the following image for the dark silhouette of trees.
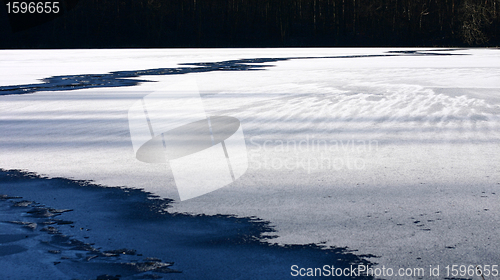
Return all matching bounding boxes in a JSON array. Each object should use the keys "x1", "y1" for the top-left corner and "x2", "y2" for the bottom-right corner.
[{"x1": 1, "y1": 0, "x2": 499, "y2": 48}]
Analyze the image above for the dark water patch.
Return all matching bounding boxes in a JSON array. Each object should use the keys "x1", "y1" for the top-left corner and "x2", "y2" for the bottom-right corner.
[
  {"x1": 0, "y1": 169, "x2": 376, "y2": 279},
  {"x1": 386, "y1": 49, "x2": 467, "y2": 56},
  {"x1": 0, "y1": 50, "x2": 467, "y2": 96},
  {"x1": 0, "y1": 187, "x2": 181, "y2": 279},
  {"x1": 421, "y1": 48, "x2": 469, "y2": 52},
  {"x1": 0, "y1": 194, "x2": 22, "y2": 199}
]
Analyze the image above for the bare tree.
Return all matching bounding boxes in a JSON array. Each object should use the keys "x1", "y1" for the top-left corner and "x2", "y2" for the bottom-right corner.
[{"x1": 459, "y1": 0, "x2": 496, "y2": 45}]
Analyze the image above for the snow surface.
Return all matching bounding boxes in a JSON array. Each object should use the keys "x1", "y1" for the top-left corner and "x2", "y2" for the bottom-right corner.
[{"x1": 1, "y1": 48, "x2": 500, "y2": 278}]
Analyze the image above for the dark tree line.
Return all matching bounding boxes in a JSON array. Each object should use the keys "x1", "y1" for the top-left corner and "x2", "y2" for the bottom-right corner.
[{"x1": 1, "y1": 0, "x2": 499, "y2": 48}]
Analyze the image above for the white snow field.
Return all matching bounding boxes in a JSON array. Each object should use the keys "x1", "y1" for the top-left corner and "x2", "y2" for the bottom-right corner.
[{"x1": 1, "y1": 48, "x2": 499, "y2": 278}]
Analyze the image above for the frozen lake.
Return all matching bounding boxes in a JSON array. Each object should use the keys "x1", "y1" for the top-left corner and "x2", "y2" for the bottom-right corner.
[{"x1": 1, "y1": 48, "x2": 499, "y2": 279}]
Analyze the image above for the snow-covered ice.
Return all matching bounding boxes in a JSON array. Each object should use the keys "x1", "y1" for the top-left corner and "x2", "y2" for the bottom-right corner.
[{"x1": 1, "y1": 48, "x2": 499, "y2": 279}]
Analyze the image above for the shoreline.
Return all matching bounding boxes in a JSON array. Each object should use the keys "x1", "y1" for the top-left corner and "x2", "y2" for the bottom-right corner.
[{"x1": 0, "y1": 169, "x2": 375, "y2": 280}]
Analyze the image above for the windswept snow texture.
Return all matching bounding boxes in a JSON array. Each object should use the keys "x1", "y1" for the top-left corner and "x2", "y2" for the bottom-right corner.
[
  {"x1": 0, "y1": 170, "x2": 373, "y2": 280},
  {"x1": 1, "y1": 48, "x2": 500, "y2": 279}
]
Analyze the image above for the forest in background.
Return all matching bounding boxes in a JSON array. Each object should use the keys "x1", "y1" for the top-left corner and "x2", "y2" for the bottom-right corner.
[{"x1": 1, "y1": 0, "x2": 499, "y2": 48}]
